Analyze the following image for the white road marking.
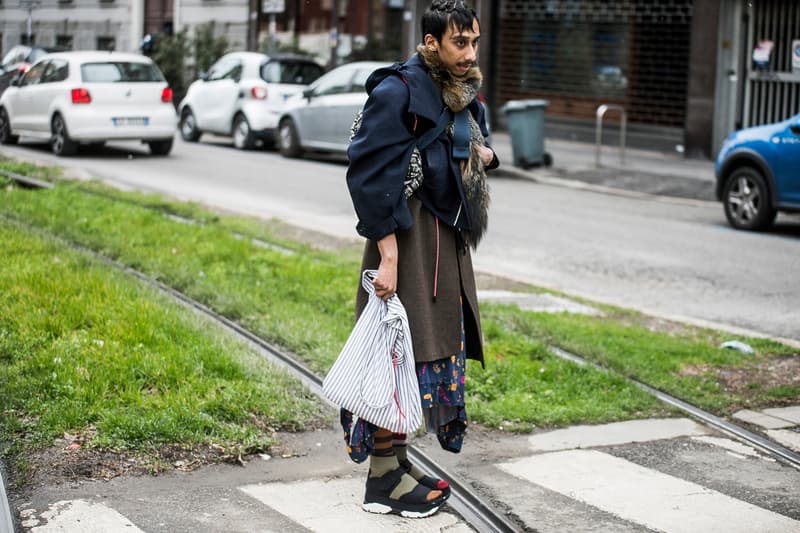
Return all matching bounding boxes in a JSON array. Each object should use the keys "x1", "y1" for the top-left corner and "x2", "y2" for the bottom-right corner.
[
  {"x1": 691, "y1": 436, "x2": 762, "y2": 457},
  {"x1": 733, "y1": 409, "x2": 796, "y2": 429},
  {"x1": 766, "y1": 429, "x2": 800, "y2": 453},
  {"x1": 29, "y1": 500, "x2": 144, "y2": 532},
  {"x1": 527, "y1": 418, "x2": 708, "y2": 451},
  {"x1": 498, "y1": 449, "x2": 800, "y2": 533},
  {"x1": 240, "y1": 477, "x2": 471, "y2": 532},
  {"x1": 762, "y1": 406, "x2": 800, "y2": 425}
]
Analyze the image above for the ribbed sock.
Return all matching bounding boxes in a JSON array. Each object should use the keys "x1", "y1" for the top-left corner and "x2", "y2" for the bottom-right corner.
[
  {"x1": 369, "y1": 430, "x2": 399, "y2": 478},
  {"x1": 392, "y1": 435, "x2": 428, "y2": 480}
]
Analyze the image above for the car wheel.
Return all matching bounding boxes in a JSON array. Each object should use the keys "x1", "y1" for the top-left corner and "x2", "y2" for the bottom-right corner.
[
  {"x1": 51, "y1": 114, "x2": 78, "y2": 156},
  {"x1": 278, "y1": 118, "x2": 302, "y2": 158},
  {"x1": 232, "y1": 114, "x2": 256, "y2": 150},
  {"x1": 180, "y1": 108, "x2": 201, "y2": 142},
  {"x1": 723, "y1": 167, "x2": 777, "y2": 231},
  {"x1": 148, "y1": 138, "x2": 174, "y2": 156},
  {"x1": 0, "y1": 108, "x2": 19, "y2": 145}
]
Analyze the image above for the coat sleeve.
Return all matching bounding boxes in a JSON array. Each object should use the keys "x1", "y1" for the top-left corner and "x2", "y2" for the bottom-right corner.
[{"x1": 346, "y1": 76, "x2": 417, "y2": 241}]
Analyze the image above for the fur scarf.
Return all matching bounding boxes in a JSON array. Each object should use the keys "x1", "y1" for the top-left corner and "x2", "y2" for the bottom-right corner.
[{"x1": 417, "y1": 45, "x2": 490, "y2": 249}]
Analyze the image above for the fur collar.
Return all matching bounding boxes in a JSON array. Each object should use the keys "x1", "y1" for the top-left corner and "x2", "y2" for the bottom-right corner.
[
  {"x1": 417, "y1": 45, "x2": 490, "y2": 249},
  {"x1": 416, "y1": 45, "x2": 482, "y2": 112}
]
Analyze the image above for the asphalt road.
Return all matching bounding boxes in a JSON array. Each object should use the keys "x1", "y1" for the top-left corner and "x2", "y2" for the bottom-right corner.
[{"x1": 2, "y1": 135, "x2": 799, "y2": 343}]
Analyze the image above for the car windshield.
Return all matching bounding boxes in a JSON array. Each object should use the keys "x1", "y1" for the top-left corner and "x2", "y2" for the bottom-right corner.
[
  {"x1": 261, "y1": 60, "x2": 323, "y2": 85},
  {"x1": 2, "y1": 46, "x2": 31, "y2": 67},
  {"x1": 28, "y1": 48, "x2": 51, "y2": 63},
  {"x1": 81, "y1": 62, "x2": 165, "y2": 83}
]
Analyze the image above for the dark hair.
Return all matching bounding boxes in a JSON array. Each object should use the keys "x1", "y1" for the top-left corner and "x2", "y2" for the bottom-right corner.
[{"x1": 421, "y1": 0, "x2": 479, "y2": 42}]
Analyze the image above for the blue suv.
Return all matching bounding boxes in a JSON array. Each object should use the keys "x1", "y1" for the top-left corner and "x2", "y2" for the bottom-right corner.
[{"x1": 715, "y1": 112, "x2": 800, "y2": 230}]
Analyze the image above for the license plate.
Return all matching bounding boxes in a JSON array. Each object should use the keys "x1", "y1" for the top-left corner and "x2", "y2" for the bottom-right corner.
[{"x1": 112, "y1": 117, "x2": 149, "y2": 126}]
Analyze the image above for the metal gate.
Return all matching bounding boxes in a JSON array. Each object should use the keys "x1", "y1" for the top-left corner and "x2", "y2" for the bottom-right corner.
[{"x1": 742, "y1": 0, "x2": 800, "y2": 128}]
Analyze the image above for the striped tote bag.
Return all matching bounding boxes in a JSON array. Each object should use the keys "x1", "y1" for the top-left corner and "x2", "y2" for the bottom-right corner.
[{"x1": 323, "y1": 270, "x2": 423, "y2": 434}]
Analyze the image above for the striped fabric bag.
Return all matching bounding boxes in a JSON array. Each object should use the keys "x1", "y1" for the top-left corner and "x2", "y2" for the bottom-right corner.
[{"x1": 323, "y1": 270, "x2": 423, "y2": 434}]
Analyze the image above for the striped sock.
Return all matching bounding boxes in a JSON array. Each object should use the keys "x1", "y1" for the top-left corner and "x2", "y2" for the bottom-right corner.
[
  {"x1": 392, "y1": 434, "x2": 428, "y2": 481},
  {"x1": 369, "y1": 430, "x2": 399, "y2": 478}
]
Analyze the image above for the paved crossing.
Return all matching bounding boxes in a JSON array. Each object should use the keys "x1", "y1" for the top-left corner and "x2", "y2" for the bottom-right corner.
[{"x1": 18, "y1": 418, "x2": 800, "y2": 532}]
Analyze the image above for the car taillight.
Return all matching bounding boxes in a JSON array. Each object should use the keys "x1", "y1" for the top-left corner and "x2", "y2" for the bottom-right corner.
[
  {"x1": 161, "y1": 87, "x2": 173, "y2": 103},
  {"x1": 251, "y1": 86, "x2": 267, "y2": 100},
  {"x1": 71, "y1": 88, "x2": 91, "y2": 104}
]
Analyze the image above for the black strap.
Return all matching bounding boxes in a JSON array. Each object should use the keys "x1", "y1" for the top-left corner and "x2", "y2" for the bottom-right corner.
[{"x1": 415, "y1": 108, "x2": 452, "y2": 151}]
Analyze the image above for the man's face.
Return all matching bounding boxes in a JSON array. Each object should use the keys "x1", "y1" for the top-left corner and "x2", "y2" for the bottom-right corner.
[{"x1": 428, "y1": 18, "x2": 480, "y2": 78}]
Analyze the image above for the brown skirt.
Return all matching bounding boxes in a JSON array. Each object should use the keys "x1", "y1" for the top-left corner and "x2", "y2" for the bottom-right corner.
[{"x1": 355, "y1": 196, "x2": 484, "y2": 366}]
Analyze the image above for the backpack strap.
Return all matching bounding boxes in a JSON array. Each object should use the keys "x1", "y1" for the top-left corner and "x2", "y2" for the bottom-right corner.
[
  {"x1": 415, "y1": 107, "x2": 452, "y2": 151},
  {"x1": 451, "y1": 109, "x2": 471, "y2": 160}
]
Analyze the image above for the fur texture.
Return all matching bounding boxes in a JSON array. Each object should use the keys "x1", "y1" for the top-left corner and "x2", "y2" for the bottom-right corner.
[{"x1": 417, "y1": 45, "x2": 490, "y2": 249}]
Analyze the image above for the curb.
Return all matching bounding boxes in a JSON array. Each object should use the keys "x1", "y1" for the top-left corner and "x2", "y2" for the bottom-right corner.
[
  {"x1": 492, "y1": 165, "x2": 718, "y2": 208},
  {"x1": 1, "y1": 465, "x2": 14, "y2": 533}
]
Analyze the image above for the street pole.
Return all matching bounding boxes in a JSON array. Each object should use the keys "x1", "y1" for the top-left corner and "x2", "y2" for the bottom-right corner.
[
  {"x1": 329, "y1": 0, "x2": 340, "y2": 68},
  {"x1": 19, "y1": 0, "x2": 41, "y2": 45}
]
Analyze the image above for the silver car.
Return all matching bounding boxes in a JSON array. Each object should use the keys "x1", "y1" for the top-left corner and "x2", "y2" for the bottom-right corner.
[
  {"x1": 178, "y1": 52, "x2": 323, "y2": 149},
  {"x1": 277, "y1": 61, "x2": 389, "y2": 158}
]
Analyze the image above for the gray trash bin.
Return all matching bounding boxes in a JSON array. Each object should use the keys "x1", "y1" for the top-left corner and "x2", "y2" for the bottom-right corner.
[{"x1": 501, "y1": 99, "x2": 552, "y2": 169}]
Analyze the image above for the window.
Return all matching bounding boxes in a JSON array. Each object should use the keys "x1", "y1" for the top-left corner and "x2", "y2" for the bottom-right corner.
[
  {"x1": 1, "y1": 46, "x2": 30, "y2": 68},
  {"x1": 261, "y1": 60, "x2": 323, "y2": 85},
  {"x1": 96, "y1": 36, "x2": 115, "y2": 51},
  {"x1": 351, "y1": 68, "x2": 374, "y2": 93},
  {"x1": 20, "y1": 34, "x2": 35, "y2": 46},
  {"x1": 41, "y1": 59, "x2": 69, "y2": 83},
  {"x1": 207, "y1": 57, "x2": 242, "y2": 81},
  {"x1": 311, "y1": 67, "x2": 355, "y2": 97},
  {"x1": 20, "y1": 61, "x2": 47, "y2": 86},
  {"x1": 56, "y1": 35, "x2": 73, "y2": 50},
  {"x1": 81, "y1": 62, "x2": 164, "y2": 82}
]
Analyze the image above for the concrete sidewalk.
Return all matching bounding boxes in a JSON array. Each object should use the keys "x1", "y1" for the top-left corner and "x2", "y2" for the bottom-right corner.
[{"x1": 489, "y1": 131, "x2": 718, "y2": 203}]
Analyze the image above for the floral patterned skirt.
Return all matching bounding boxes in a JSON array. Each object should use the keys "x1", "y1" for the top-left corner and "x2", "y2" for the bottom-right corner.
[{"x1": 340, "y1": 302, "x2": 468, "y2": 462}]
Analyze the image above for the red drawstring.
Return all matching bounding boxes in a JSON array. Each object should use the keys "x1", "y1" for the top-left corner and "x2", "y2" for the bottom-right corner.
[
  {"x1": 433, "y1": 217, "x2": 440, "y2": 300},
  {"x1": 392, "y1": 345, "x2": 406, "y2": 419}
]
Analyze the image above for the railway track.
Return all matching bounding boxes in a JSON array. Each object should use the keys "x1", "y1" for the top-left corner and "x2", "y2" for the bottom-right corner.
[{"x1": 3, "y1": 170, "x2": 799, "y2": 532}]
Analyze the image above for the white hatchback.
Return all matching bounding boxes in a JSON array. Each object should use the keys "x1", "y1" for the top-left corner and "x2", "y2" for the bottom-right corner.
[
  {"x1": 178, "y1": 52, "x2": 323, "y2": 149},
  {"x1": 0, "y1": 51, "x2": 176, "y2": 156}
]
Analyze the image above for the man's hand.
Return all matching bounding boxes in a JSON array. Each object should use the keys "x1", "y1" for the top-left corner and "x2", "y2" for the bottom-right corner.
[
  {"x1": 477, "y1": 144, "x2": 495, "y2": 167},
  {"x1": 374, "y1": 233, "x2": 398, "y2": 300}
]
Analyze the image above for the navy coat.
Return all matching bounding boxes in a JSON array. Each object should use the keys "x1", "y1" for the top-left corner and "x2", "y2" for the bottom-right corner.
[
  {"x1": 346, "y1": 54, "x2": 490, "y2": 242},
  {"x1": 347, "y1": 54, "x2": 493, "y2": 367}
]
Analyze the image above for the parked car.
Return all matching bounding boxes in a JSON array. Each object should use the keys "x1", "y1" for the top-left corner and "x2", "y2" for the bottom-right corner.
[
  {"x1": 715, "y1": 112, "x2": 800, "y2": 230},
  {"x1": 0, "y1": 45, "x2": 65, "y2": 96},
  {"x1": 277, "y1": 61, "x2": 389, "y2": 158},
  {"x1": 178, "y1": 52, "x2": 323, "y2": 149},
  {"x1": 0, "y1": 51, "x2": 177, "y2": 156}
]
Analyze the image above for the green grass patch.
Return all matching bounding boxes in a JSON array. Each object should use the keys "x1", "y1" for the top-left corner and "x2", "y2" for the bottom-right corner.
[
  {"x1": 0, "y1": 223, "x2": 324, "y2": 469},
  {"x1": 482, "y1": 305, "x2": 797, "y2": 414}
]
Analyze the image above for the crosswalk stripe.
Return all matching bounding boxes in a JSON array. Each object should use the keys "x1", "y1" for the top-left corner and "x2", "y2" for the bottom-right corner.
[
  {"x1": 498, "y1": 449, "x2": 800, "y2": 533},
  {"x1": 527, "y1": 418, "x2": 708, "y2": 452},
  {"x1": 240, "y1": 477, "x2": 471, "y2": 532},
  {"x1": 26, "y1": 500, "x2": 144, "y2": 532}
]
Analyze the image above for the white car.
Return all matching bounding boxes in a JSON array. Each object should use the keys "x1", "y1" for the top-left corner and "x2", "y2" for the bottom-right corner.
[
  {"x1": 177, "y1": 52, "x2": 323, "y2": 149},
  {"x1": 0, "y1": 51, "x2": 176, "y2": 156},
  {"x1": 277, "y1": 61, "x2": 388, "y2": 158}
]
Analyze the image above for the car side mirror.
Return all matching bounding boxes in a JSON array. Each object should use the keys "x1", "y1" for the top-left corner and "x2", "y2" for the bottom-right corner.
[
  {"x1": 199, "y1": 71, "x2": 209, "y2": 81},
  {"x1": 10, "y1": 76, "x2": 21, "y2": 87},
  {"x1": 790, "y1": 124, "x2": 800, "y2": 135},
  {"x1": 303, "y1": 88, "x2": 314, "y2": 99}
]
